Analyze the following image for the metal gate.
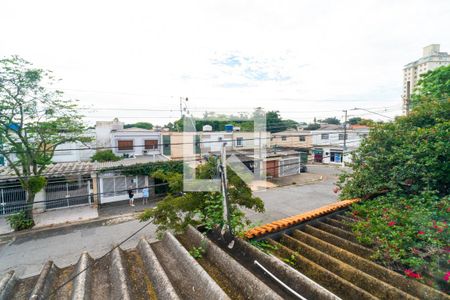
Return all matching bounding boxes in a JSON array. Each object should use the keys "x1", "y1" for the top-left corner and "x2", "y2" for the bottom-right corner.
[
  {"x1": 280, "y1": 157, "x2": 301, "y2": 177},
  {"x1": 45, "y1": 181, "x2": 91, "y2": 210},
  {"x1": 0, "y1": 187, "x2": 27, "y2": 215}
]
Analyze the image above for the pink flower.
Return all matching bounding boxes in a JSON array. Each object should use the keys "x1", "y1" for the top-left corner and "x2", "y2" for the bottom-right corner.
[
  {"x1": 404, "y1": 269, "x2": 421, "y2": 279},
  {"x1": 388, "y1": 221, "x2": 396, "y2": 227},
  {"x1": 444, "y1": 272, "x2": 450, "y2": 282},
  {"x1": 417, "y1": 231, "x2": 425, "y2": 235}
]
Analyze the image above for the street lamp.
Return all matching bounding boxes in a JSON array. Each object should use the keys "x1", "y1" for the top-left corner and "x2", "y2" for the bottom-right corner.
[{"x1": 351, "y1": 107, "x2": 393, "y2": 120}]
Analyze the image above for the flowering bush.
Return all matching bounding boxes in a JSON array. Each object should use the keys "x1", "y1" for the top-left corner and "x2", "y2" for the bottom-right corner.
[{"x1": 348, "y1": 192, "x2": 449, "y2": 292}]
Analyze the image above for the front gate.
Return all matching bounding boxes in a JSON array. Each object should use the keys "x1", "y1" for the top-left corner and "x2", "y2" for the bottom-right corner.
[
  {"x1": 45, "y1": 181, "x2": 91, "y2": 210},
  {"x1": 0, "y1": 187, "x2": 27, "y2": 215}
]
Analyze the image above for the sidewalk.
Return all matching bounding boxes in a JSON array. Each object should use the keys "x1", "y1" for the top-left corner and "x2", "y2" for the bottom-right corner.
[
  {"x1": 98, "y1": 198, "x2": 159, "y2": 218},
  {"x1": 0, "y1": 197, "x2": 161, "y2": 241}
]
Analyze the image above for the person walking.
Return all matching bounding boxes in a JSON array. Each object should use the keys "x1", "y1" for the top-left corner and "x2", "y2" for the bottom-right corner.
[
  {"x1": 128, "y1": 186, "x2": 135, "y2": 207},
  {"x1": 142, "y1": 187, "x2": 149, "y2": 204}
]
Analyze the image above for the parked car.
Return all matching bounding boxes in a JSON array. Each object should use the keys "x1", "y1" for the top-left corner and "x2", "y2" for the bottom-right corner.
[{"x1": 300, "y1": 164, "x2": 307, "y2": 173}]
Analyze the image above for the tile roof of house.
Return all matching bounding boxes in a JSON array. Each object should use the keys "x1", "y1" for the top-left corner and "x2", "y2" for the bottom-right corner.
[
  {"x1": 245, "y1": 199, "x2": 361, "y2": 238},
  {"x1": 0, "y1": 155, "x2": 169, "y2": 179}
]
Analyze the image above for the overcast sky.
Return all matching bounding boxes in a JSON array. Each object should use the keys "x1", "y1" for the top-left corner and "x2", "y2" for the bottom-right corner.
[{"x1": 1, "y1": 0, "x2": 449, "y2": 125}]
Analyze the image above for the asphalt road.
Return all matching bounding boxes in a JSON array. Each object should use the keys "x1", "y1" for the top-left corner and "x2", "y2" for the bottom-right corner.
[
  {"x1": 246, "y1": 164, "x2": 342, "y2": 224},
  {"x1": 0, "y1": 164, "x2": 344, "y2": 278}
]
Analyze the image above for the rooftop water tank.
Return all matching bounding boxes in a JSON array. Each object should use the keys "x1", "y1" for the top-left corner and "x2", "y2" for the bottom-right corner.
[
  {"x1": 224, "y1": 124, "x2": 234, "y2": 132},
  {"x1": 203, "y1": 125, "x2": 213, "y2": 132}
]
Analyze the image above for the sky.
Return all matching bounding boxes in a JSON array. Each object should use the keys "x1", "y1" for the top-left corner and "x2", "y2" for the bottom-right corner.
[{"x1": 1, "y1": 0, "x2": 449, "y2": 126}]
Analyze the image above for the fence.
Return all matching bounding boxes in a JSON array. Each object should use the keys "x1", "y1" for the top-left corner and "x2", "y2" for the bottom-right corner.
[
  {"x1": 0, "y1": 181, "x2": 91, "y2": 215},
  {"x1": 0, "y1": 187, "x2": 28, "y2": 215},
  {"x1": 279, "y1": 157, "x2": 301, "y2": 177},
  {"x1": 45, "y1": 181, "x2": 91, "y2": 210}
]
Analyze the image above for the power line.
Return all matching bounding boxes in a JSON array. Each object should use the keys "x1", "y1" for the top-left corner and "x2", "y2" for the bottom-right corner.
[
  {"x1": 1, "y1": 129, "x2": 369, "y2": 155},
  {"x1": 0, "y1": 152, "x2": 353, "y2": 188}
]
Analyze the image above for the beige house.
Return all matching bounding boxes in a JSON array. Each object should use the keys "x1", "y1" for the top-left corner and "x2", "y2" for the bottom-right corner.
[
  {"x1": 161, "y1": 130, "x2": 271, "y2": 160},
  {"x1": 270, "y1": 130, "x2": 312, "y2": 149}
]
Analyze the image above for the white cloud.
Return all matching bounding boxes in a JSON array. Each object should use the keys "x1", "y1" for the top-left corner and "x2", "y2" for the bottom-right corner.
[{"x1": 1, "y1": 0, "x2": 449, "y2": 124}]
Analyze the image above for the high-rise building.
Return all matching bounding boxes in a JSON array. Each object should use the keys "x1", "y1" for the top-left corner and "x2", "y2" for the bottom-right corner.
[{"x1": 403, "y1": 44, "x2": 450, "y2": 113}]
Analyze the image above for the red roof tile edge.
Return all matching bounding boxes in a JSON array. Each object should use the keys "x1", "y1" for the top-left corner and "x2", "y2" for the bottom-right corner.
[{"x1": 244, "y1": 199, "x2": 360, "y2": 239}]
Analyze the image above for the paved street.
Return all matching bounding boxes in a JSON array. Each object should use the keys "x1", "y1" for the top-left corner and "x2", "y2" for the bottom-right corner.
[
  {"x1": 0, "y1": 165, "x2": 344, "y2": 279},
  {"x1": 246, "y1": 164, "x2": 343, "y2": 224}
]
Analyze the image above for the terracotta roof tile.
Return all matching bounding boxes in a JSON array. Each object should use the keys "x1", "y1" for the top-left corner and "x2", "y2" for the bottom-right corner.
[{"x1": 245, "y1": 199, "x2": 360, "y2": 238}]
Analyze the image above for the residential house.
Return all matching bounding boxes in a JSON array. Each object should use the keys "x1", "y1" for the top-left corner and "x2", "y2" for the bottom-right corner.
[
  {"x1": 95, "y1": 118, "x2": 163, "y2": 159},
  {"x1": 311, "y1": 124, "x2": 370, "y2": 164},
  {"x1": 161, "y1": 126, "x2": 270, "y2": 161}
]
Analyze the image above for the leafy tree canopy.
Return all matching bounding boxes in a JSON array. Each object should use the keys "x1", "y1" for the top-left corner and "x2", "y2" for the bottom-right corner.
[
  {"x1": 124, "y1": 122, "x2": 153, "y2": 130},
  {"x1": 164, "y1": 109, "x2": 299, "y2": 133},
  {"x1": 91, "y1": 150, "x2": 122, "y2": 162},
  {"x1": 411, "y1": 65, "x2": 450, "y2": 109},
  {"x1": 138, "y1": 158, "x2": 264, "y2": 237},
  {"x1": 338, "y1": 100, "x2": 449, "y2": 199},
  {"x1": 339, "y1": 65, "x2": 450, "y2": 290},
  {"x1": 304, "y1": 123, "x2": 321, "y2": 130},
  {"x1": 0, "y1": 56, "x2": 90, "y2": 207},
  {"x1": 318, "y1": 116, "x2": 341, "y2": 125}
]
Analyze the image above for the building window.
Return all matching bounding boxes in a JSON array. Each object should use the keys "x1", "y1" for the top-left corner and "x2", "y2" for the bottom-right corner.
[
  {"x1": 144, "y1": 140, "x2": 158, "y2": 150},
  {"x1": 236, "y1": 137, "x2": 243, "y2": 147},
  {"x1": 338, "y1": 133, "x2": 347, "y2": 140},
  {"x1": 321, "y1": 134, "x2": 329, "y2": 140},
  {"x1": 281, "y1": 136, "x2": 287, "y2": 141},
  {"x1": 118, "y1": 140, "x2": 133, "y2": 151},
  {"x1": 299, "y1": 136, "x2": 305, "y2": 142}
]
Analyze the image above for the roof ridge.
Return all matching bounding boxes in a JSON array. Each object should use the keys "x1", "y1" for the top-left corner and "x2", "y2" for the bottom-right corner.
[{"x1": 245, "y1": 199, "x2": 360, "y2": 238}]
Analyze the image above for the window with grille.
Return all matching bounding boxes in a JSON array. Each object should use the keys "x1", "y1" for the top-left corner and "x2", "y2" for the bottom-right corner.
[
  {"x1": 118, "y1": 140, "x2": 133, "y2": 151},
  {"x1": 338, "y1": 133, "x2": 347, "y2": 140},
  {"x1": 236, "y1": 137, "x2": 243, "y2": 147},
  {"x1": 145, "y1": 139, "x2": 158, "y2": 149},
  {"x1": 321, "y1": 134, "x2": 329, "y2": 140}
]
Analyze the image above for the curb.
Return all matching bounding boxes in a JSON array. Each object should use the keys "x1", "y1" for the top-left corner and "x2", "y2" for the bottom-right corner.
[
  {"x1": 0, "y1": 212, "x2": 140, "y2": 243},
  {"x1": 270, "y1": 175, "x2": 325, "y2": 189}
]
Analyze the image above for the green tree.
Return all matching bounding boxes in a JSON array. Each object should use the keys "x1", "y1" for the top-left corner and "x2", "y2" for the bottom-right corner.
[
  {"x1": 338, "y1": 66, "x2": 450, "y2": 290},
  {"x1": 0, "y1": 56, "x2": 90, "y2": 221},
  {"x1": 91, "y1": 150, "x2": 121, "y2": 162},
  {"x1": 348, "y1": 117, "x2": 362, "y2": 125},
  {"x1": 139, "y1": 158, "x2": 264, "y2": 237},
  {"x1": 124, "y1": 122, "x2": 153, "y2": 130},
  {"x1": 338, "y1": 100, "x2": 449, "y2": 199},
  {"x1": 319, "y1": 117, "x2": 340, "y2": 125},
  {"x1": 411, "y1": 65, "x2": 450, "y2": 109},
  {"x1": 305, "y1": 123, "x2": 320, "y2": 130}
]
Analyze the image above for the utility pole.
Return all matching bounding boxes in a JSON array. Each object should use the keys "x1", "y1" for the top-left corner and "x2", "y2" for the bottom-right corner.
[
  {"x1": 342, "y1": 110, "x2": 348, "y2": 166},
  {"x1": 219, "y1": 142, "x2": 234, "y2": 243}
]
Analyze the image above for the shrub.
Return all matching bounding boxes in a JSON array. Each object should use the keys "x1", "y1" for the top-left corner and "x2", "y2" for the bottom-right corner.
[
  {"x1": 348, "y1": 192, "x2": 449, "y2": 292},
  {"x1": 91, "y1": 150, "x2": 122, "y2": 162},
  {"x1": 7, "y1": 210, "x2": 34, "y2": 231}
]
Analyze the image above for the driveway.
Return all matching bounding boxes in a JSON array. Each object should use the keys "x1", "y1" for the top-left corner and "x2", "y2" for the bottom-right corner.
[{"x1": 246, "y1": 164, "x2": 343, "y2": 224}]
